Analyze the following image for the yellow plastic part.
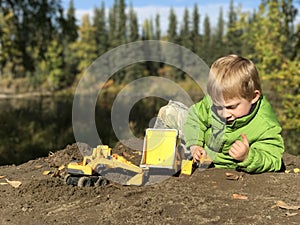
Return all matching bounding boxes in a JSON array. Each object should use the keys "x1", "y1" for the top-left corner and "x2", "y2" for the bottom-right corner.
[
  {"x1": 180, "y1": 159, "x2": 193, "y2": 175},
  {"x1": 84, "y1": 145, "x2": 111, "y2": 165},
  {"x1": 140, "y1": 129, "x2": 178, "y2": 169},
  {"x1": 67, "y1": 162, "x2": 93, "y2": 175}
]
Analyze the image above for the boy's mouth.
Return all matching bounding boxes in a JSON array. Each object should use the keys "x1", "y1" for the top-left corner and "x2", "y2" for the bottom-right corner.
[{"x1": 226, "y1": 120, "x2": 234, "y2": 124}]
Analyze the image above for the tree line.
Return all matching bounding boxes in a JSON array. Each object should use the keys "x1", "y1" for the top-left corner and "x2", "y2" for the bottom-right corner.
[{"x1": 1, "y1": 1, "x2": 300, "y2": 133}]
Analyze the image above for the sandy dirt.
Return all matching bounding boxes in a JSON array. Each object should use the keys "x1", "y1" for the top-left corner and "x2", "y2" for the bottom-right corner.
[{"x1": 1, "y1": 142, "x2": 300, "y2": 225}]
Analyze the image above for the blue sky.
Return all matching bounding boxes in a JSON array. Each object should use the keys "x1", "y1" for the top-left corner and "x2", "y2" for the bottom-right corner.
[
  {"x1": 60, "y1": 0, "x2": 262, "y2": 34},
  {"x1": 62, "y1": 0, "x2": 261, "y2": 10}
]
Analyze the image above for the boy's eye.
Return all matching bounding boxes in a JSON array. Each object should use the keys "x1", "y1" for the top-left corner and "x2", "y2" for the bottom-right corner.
[
  {"x1": 213, "y1": 105, "x2": 224, "y2": 111},
  {"x1": 226, "y1": 104, "x2": 239, "y2": 109}
]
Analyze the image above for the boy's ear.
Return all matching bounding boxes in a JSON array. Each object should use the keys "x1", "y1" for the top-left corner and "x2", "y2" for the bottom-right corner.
[{"x1": 251, "y1": 90, "x2": 261, "y2": 104}]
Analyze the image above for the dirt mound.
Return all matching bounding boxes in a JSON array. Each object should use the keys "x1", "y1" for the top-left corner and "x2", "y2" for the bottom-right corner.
[{"x1": 1, "y1": 143, "x2": 300, "y2": 225}]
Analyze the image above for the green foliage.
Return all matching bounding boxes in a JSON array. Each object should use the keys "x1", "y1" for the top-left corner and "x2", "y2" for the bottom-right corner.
[
  {"x1": 179, "y1": 8, "x2": 193, "y2": 50},
  {"x1": 142, "y1": 19, "x2": 154, "y2": 40},
  {"x1": 0, "y1": 9, "x2": 25, "y2": 78},
  {"x1": 46, "y1": 40, "x2": 65, "y2": 90},
  {"x1": 93, "y1": 3, "x2": 109, "y2": 56},
  {"x1": 1, "y1": 0, "x2": 64, "y2": 78},
  {"x1": 1, "y1": 0, "x2": 300, "y2": 157},
  {"x1": 191, "y1": 4, "x2": 201, "y2": 55},
  {"x1": 154, "y1": 14, "x2": 161, "y2": 40},
  {"x1": 167, "y1": 7, "x2": 178, "y2": 43},
  {"x1": 65, "y1": 0, "x2": 78, "y2": 43},
  {"x1": 128, "y1": 4, "x2": 139, "y2": 41},
  {"x1": 239, "y1": 0, "x2": 300, "y2": 154},
  {"x1": 262, "y1": 60, "x2": 300, "y2": 130},
  {"x1": 225, "y1": 0, "x2": 243, "y2": 55},
  {"x1": 72, "y1": 14, "x2": 97, "y2": 76}
]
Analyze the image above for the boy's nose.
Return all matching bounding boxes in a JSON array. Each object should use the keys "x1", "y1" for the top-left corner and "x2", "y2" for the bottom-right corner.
[{"x1": 223, "y1": 109, "x2": 232, "y2": 120}]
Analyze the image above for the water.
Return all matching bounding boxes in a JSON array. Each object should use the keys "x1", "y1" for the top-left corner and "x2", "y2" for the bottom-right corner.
[
  {"x1": 0, "y1": 95, "x2": 166, "y2": 166},
  {"x1": 0, "y1": 94, "x2": 298, "y2": 166},
  {"x1": 0, "y1": 95, "x2": 75, "y2": 165}
]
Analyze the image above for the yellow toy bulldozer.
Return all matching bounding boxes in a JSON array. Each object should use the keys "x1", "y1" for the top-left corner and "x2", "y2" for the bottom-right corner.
[
  {"x1": 64, "y1": 145, "x2": 146, "y2": 187},
  {"x1": 65, "y1": 129, "x2": 211, "y2": 187}
]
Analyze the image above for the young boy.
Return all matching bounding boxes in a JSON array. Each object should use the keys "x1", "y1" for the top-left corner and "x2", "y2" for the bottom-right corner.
[{"x1": 183, "y1": 55, "x2": 284, "y2": 173}]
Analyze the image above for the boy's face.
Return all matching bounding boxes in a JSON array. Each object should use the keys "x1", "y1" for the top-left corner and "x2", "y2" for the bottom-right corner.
[{"x1": 213, "y1": 92, "x2": 260, "y2": 123}]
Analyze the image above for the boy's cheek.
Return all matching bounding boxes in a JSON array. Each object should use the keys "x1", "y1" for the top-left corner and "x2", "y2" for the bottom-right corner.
[{"x1": 216, "y1": 109, "x2": 225, "y2": 118}]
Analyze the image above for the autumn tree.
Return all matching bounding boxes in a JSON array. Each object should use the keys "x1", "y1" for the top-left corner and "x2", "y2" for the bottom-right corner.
[
  {"x1": 72, "y1": 14, "x2": 97, "y2": 76},
  {"x1": 242, "y1": 0, "x2": 300, "y2": 154}
]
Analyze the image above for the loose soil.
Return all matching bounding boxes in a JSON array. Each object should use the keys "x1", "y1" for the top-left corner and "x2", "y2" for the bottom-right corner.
[{"x1": 1, "y1": 141, "x2": 300, "y2": 225}]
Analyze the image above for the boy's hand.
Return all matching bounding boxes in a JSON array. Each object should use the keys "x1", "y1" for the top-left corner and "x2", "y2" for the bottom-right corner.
[
  {"x1": 229, "y1": 133, "x2": 249, "y2": 161},
  {"x1": 190, "y1": 145, "x2": 207, "y2": 162}
]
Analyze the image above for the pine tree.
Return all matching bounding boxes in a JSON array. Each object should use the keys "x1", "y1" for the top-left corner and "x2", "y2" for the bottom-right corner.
[
  {"x1": 57, "y1": 0, "x2": 78, "y2": 87},
  {"x1": 142, "y1": 19, "x2": 154, "y2": 40},
  {"x1": 180, "y1": 7, "x2": 192, "y2": 50},
  {"x1": 108, "y1": 3, "x2": 118, "y2": 48},
  {"x1": 65, "y1": 0, "x2": 78, "y2": 43},
  {"x1": 153, "y1": 14, "x2": 162, "y2": 74},
  {"x1": 167, "y1": 7, "x2": 178, "y2": 43},
  {"x1": 191, "y1": 4, "x2": 201, "y2": 54},
  {"x1": 225, "y1": 0, "x2": 243, "y2": 55},
  {"x1": 124, "y1": 4, "x2": 145, "y2": 83},
  {"x1": 118, "y1": 0, "x2": 127, "y2": 44},
  {"x1": 211, "y1": 7, "x2": 225, "y2": 59},
  {"x1": 167, "y1": 7, "x2": 184, "y2": 80},
  {"x1": 93, "y1": 2, "x2": 108, "y2": 56},
  {"x1": 155, "y1": 14, "x2": 161, "y2": 40},
  {"x1": 128, "y1": 3, "x2": 139, "y2": 42},
  {"x1": 201, "y1": 15, "x2": 212, "y2": 63}
]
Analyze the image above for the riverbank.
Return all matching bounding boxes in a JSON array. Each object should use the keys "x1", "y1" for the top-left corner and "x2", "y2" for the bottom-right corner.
[
  {"x1": 0, "y1": 77, "x2": 75, "y2": 99},
  {"x1": 0, "y1": 92, "x2": 53, "y2": 99},
  {"x1": 0, "y1": 143, "x2": 300, "y2": 225}
]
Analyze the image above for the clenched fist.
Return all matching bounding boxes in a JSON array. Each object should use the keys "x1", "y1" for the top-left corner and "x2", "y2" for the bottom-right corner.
[{"x1": 229, "y1": 133, "x2": 249, "y2": 161}]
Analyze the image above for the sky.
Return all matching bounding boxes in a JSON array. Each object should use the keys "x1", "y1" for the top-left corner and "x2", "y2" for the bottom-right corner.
[{"x1": 60, "y1": 0, "x2": 296, "y2": 34}]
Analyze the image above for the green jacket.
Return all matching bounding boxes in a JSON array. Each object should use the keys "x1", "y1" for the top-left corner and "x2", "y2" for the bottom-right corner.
[{"x1": 183, "y1": 95, "x2": 284, "y2": 173}]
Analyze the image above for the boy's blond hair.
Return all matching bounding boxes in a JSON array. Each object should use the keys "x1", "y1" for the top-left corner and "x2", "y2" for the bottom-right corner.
[{"x1": 207, "y1": 55, "x2": 262, "y2": 103}]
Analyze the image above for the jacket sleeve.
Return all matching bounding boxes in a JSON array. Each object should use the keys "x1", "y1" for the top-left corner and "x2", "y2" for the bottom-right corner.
[
  {"x1": 237, "y1": 125, "x2": 284, "y2": 173},
  {"x1": 183, "y1": 96, "x2": 211, "y2": 148}
]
